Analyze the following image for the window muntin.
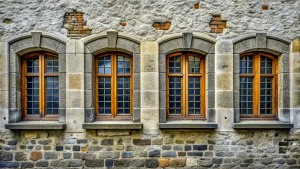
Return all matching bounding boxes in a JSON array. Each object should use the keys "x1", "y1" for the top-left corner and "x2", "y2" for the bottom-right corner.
[
  {"x1": 95, "y1": 52, "x2": 133, "y2": 119},
  {"x1": 166, "y1": 52, "x2": 205, "y2": 118},
  {"x1": 239, "y1": 52, "x2": 278, "y2": 118},
  {"x1": 22, "y1": 52, "x2": 59, "y2": 120}
]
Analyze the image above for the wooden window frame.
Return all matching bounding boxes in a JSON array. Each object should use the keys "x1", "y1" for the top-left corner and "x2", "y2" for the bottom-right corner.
[
  {"x1": 240, "y1": 52, "x2": 278, "y2": 119},
  {"x1": 94, "y1": 52, "x2": 133, "y2": 120},
  {"x1": 166, "y1": 52, "x2": 206, "y2": 120},
  {"x1": 21, "y1": 52, "x2": 59, "y2": 121}
]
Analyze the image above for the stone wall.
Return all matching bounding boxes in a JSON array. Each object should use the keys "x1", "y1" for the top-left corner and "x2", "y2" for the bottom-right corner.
[{"x1": 0, "y1": 0, "x2": 300, "y2": 168}]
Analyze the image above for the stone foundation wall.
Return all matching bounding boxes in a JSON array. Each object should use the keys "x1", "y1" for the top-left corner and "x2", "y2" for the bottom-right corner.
[{"x1": 1, "y1": 130, "x2": 300, "y2": 168}]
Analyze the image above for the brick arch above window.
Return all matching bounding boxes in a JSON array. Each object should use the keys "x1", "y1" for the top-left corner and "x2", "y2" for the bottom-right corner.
[
  {"x1": 158, "y1": 33, "x2": 217, "y2": 126},
  {"x1": 233, "y1": 33, "x2": 291, "y2": 124}
]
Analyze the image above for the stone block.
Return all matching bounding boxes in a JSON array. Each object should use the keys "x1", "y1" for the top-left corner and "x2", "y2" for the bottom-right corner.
[
  {"x1": 290, "y1": 91, "x2": 300, "y2": 108},
  {"x1": 66, "y1": 74, "x2": 83, "y2": 90},
  {"x1": 256, "y1": 33, "x2": 267, "y2": 48},
  {"x1": 0, "y1": 90, "x2": 8, "y2": 108},
  {"x1": 9, "y1": 53, "x2": 18, "y2": 73},
  {"x1": 66, "y1": 108, "x2": 85, "y2": 132},
  {"x1": 0, "y1": 73, "x2": 8, "y2": 90},
  {"x1": 66, "y1": 54, "x2": 84, "y2": 73},
  {"x1": 85, "y1": 159, "x2": 104, "y2": 167},
  {"x1": 84, "y1": 73, "x2": 93, "y2": 90},
  {"x1": 159, "y1": 91, "x2": 166, "y2": 108},
  {"x1": 122, "y1": 152, "x2": 133, "y2": 158},
  {"x1": 141, "y1": 42, "x2": 158, "y2": 54},
  {"x1": 44, "y1": 152, "x2": 58, "y2": 160},
  {"x1": 206, "y1": 73, "x2": 215, "y2": 90},
  {"x1": 162, "y1": 151, "x2": 176, "y2": 157},
  {"x1": 159, "y1": 38, "x2": 182, "y2": 54},
  {"x1": 216, "y1": 91, "x2": 233, "y2": 108},
  {"x1": 159, "y1": 158, "x2": 169, "y2": 167},
  {"x1": 133, "y1": 139, "x2": 151, "y2": 146},
  {"x1": 36, "y1": 161, "x2": 48, "y2": 167},
  {"x1": 182, "y1": 33, "x2": 193, "y2": 49},
  {"x1": 216, "y1": 41, "x2": 233, "y2": 54},
  {"x1": 68, "y1": 160, "x2": 82, "y2": 167},
  {"x1": 149, "y1": 150, "x2": 161, "y2": 157},
  {"x1": 159, "y1": 73, "x2": 166, "y2": 91},
  {"x1": 216, "y1": 74, "x2": 233, "y2": 90},
  {"x1": 133, "y1": 73, "x2": 140, "y2": 90},
  {"x1": 290, "y1": 109, "x2": 300, "y2": 128},
  {"x1": 59, "y1": 54, "x2": 66, "y2": 73},
  {"x1": 133, "y1": 91, "x2": 140, "y2": 108},
  {"x1": 206, "y1": 54, "x2": 215, "y2": 73},
  {"x1": 76, "y1": 40, "x2": 84, "y2": 54},
  {"x1": 59, "y1": 108, "x2": 66, "y2": 123},
  {"x1": 279, "y1": 53, "x2": 289, "y2": 73},
  {"x1": 290, "y1": 53, "x2": 300, "y2": 73},
  {"x1": 233, "y1": 38, "x2": 256, "y2": 54},
  {"x1": 291, "y1": 39, "x2": 300, "y2": 53},
  {"x1": 206, "y1": 90, "x2": 215, "y2": 108},
  {"x1": 30, "y1": 151, "x2": 42, "y2": 161},
  {"x1": 216, "y1": 54, "x2": 233, "y2": 73},
  {"x1": 0, "y1": 54, "x2": 8, "y2": 72},
  {"x1": 278, "y1": 108, "x2": 290, "y2": 123},
  {"x1": 141, "y1": 91, "x2": 159, "y2": 108},
  {"x1": 141, "y1": 108, "x2": 159, "y2": 130},
  {"x1": 278, "y1": 73, "x2": 290, "y2": 91},
  {"x1": 133, "y1": 108, "x2": 140, "y2": 122},
  {"x1": 66, "y1": 39, "x2": 76, "y2": 54},
  {"x1": 278, "y1": 90, "x2": 290, "y2": 108},
  {"x1": 207, "y1": 108, "x2": 215, "y2": 122},
  {"x1": 267, "y1": 39, "x2": 289, "y2": 54},
  {"x1": 141, "y1": 73, "x2": 159, "y2": 90},
  {"x1": 233, "y1": 90, "x2": 239, "y2": 108},
  {"x1": 84, "y1": 53, "x2": 93, "y2": 73},
  {"x1": 290, "y1": 73, "x2": 300, "y2": 90},
  {"x1": 56, "y1": 43, "x2": 66, "y2": 54},
  {"x1": 186, "y1": 158, "x2": 198, "y2": 167},
  {"x1": 159, "y1": 108, "x2": 166, "y2": 123},
  {"x1": 193, "y1": 145, "x2": 207, "y2": 151},
  {"x1": 117, "y1": 38, "x2": 140, "y2": 54},
  {"x1": 114, "y1": 159, "x2": 131, "y2": 167},
  {"x1": 15, "y1": 152, "x2": 27, "y2": 161},
  {"x1": 105, "y1": 159, "x2": 113, "y2": 167},
  {"x1": 170, "y1": 158, "x2": 186, "y2": 167},
  {"x1": 133, "y1": 53, "x2": 140, "y2": 73},
  {"x1": 141, "y1": 53, "x2": 159, "y2": 72},
  {"x1": 41, "y1": 37, "x2": 60, "y2": 52},
  {"x1": 192, "y1": 38, "x2": 213, "y2": 54},
  {"x1": 187, "y1": 152, "x2": 203, "y2": 156},
  {"x1": 85, "y1": 39, "x2": 108, "y2": 54},
  {"x1": 131, "y1": 159, "x2": 145, "y2": 167},
  {"x1": 216, "y1": 109, "x2": 234, "y2": 131},
  {"x1": 159, "y1": 53, "x2": 166, "y2": 73},
  {"x1": 20, "y1": 162, "x2": 34, "y2": 168},
  {"x1": 97, "y1": 130, "x2": 130, "y2": 136},
  {"x1": 10, "y1": 38, "x2": 33, "y2": 54},
  {"x1": 233, "y1": 54, "x2": 239, "y2": 74},
  {"x1": 84, "y1": 90, "x2": 93, "y2": 108},
  {"x1": 234, "y1": 108, "x2": 240, "y2": 123},
  {"x1": 146, "y1": 159, "x2": 159, "y2": 168},
  {"x1": 66, "y1": 90, "x2": 84, "y2": 108},
  {"x1": 24, "y1": 131, "x2": 38, "y2": 139},
  {"x1": 233, "y1": 73, "x2": 239, "y2": 91}
]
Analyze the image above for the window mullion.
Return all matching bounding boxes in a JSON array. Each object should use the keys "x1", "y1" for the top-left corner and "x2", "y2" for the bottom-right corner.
[
  {"x1": 253, "y1": 53, "x2": 260, "y2": 116},
  {"x1": 200, "y1": 58, "x2": 206, "y2": 116},
  {"x1": 40, "y1": 53, "x2": 45, "y2": 118},
  {"x1": 183, "y1": 53, "x2": 188, "y2": 117},
  {"x1": 113, "y1": 53, "x2": 117, "y2": 117}
]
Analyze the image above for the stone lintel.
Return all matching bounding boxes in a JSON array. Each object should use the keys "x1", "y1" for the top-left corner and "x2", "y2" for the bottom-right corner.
[
  {"x1": 31, "y1": 32, "x2": 42, "y2": 47},
  {"x1": 107, "y1": 31, "x2": 118, "y2": 48},
  {"x1": 182, "y1": 33, "x2": 193, "y2": 49},
  {"x1": 5, "y1": 121, "x2": 66, "y2": 130}
]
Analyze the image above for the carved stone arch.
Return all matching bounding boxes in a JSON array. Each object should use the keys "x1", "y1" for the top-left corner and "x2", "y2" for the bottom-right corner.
[
  {"x1": 82, "y1": 31, "x2": 141, "y2": 123},
  {"x1": 233, "y1": 33, "x2": 291, "y2": 123},
  {"x1": 157, "y1": 33, "x2": 216, "y2": 123},
  {"x1": 8, "y1": 31, "x2": 68, "y2": 123}
]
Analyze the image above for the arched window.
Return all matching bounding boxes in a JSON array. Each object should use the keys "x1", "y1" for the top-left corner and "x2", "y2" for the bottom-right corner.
[
  {"x1": 22, "y1": 52, "x2": 59, "y2": 120},
  {"x1": 166, "y1": 52, "x2": 205, "y2": 119},
  {"x1": 95, "y1": 52, "x2": 133, "y2": 119},
  {"x1": 239, "y1": 52, "x2": 278, "y2": 118}
]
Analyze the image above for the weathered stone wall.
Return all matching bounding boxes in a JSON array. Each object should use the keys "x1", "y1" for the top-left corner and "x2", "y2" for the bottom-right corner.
[{"x1": 1, "y1": 0, "x2": 300, "y2": 168}]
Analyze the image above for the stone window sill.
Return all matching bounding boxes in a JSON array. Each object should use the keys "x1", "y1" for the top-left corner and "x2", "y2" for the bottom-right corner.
[
  {"x1": 233, "y1": 121, "x2": 294, "y2": 129},
  {"x1": 82, "y1": 121, "x2": 143, "y2": 130},
  {"x1": 159, "y1": 121, "x2": 218, "y2": 129},
  {"x1": 5, "y1": 121, "x2": 66, "y2": 130}
]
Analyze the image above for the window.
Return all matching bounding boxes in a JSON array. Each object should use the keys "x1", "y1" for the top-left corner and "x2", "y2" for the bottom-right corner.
[
  {"x1": 239, "y1": 52, "x2": 278, "y2": 118},
  {"x1": 95, "y1": 52, "x2": 133, "y2": 119},
  {"x1": 166, "y1": 52, "x2": 205, "y2": 119},
  {"x1": 21, "y1": 52, "x2": 59, "y2": 120}
]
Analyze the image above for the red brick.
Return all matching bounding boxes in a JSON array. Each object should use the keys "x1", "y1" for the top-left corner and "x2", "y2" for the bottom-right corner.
[
  {"x1": 215, "y1": 29, "x2": 223, "y2": 33},
  {"x1": 262, "y1": 5, "x2": 269, "y2": 10},
  {"x1": 213, "y1": 16, "x2": 221, "y2": 21},
  {"x1": 120, "y1": 23, "x2": 126, "y2": 26},
  {"x1": 210, "y1": 21, "x2": 226, "y2": 25},
  {"x1": 194, "y1": 3, "x2": 199, "y2": 9}
]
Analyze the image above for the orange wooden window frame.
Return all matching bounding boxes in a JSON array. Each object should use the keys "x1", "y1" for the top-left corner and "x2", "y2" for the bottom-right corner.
[
  {"x1": 21, "y1": 52, "x2": 59, "y2": 121},
  {"x1": 166, "y1": 52, "x2": 206, "y2": 119},
  {"x1": 240, "y1": 52, "x2": 278, "y2": 119},
  {"x1": 94, "y1": 52, "x2": 133, "y2": 120}
]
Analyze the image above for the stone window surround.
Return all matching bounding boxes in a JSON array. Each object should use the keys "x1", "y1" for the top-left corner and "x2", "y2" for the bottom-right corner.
[
  {"x1": 232, "y1": 33, "x2": 292, "y2": 126},
  {"x1": 157, "y1": 33, "x2": 217, "y2": 128},
  {"x1": 82, "y1": 31, "x2": 142, "y2": 128},
  {"x1": 5, "y1": 31, "x2": 67, "y2": 129}
]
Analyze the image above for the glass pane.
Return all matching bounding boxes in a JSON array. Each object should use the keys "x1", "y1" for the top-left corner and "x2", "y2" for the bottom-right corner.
[
  {"x1": 45, "y1": 77, "x2": 59, "y2": 115},
  {"x1": 240, "y1": 55, "x2": 253, "y2": 74},
  {"x1": 169, "y1": 55, "x2": 181, "y2": 73},
  {"x1": 97, "y1": 56, "x2": 111, "y2": 74},
  {"x1": 188, "y1": 77, "x2": 201, "y2": 115},
  {"x1": 45, "y1": 56, "x2": 59, "y2": 73},
  {"x1": 260, "y1": 77, "x2": 273, "y2": 114},
  {"x1": 26, "y1": 77, "x2": 39, "y2": 115},
  {"x1": 188, "y1": 56, "x2": 201, "y2": 73},
  {"x1": 239, "y1": 77, "x2": 253, "y2": 115},
  {"x1": 117, "y1": 56, "x2": 131, "y2": 74},
  {"x1": 260, "y1": 56, "x2": 273, "y2": 74},
  {"x1": 117, "y1": 77, "x2": 131, "y2": 114},
  {"x1": 98, "y1": 77, "x2": 111, "y2": 114},
  {"x1": 26, "y1": 56, "x2": 39, "y2": 73},
  {"x1": 169, "y1": 77, "x2": 181, "y2": 115}
]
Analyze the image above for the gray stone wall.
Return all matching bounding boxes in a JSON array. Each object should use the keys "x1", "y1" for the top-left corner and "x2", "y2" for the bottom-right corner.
[{"x1": 0, "y1": 0, "x2": 300, "y2": 168}]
